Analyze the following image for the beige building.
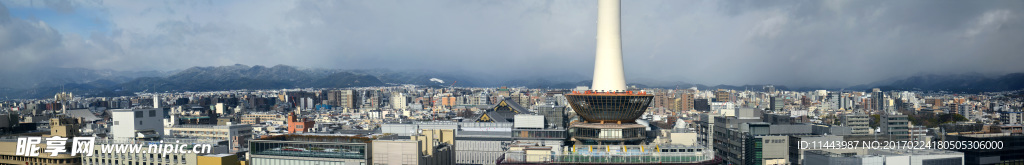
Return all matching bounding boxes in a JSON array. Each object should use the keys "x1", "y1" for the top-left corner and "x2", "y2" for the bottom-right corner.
[
  {"x1": 371, "y1": 129, "x2": 455, "y2": 165},
  {"x1": 0, "y1": 117, "x2": 84, "y2": 165},
  {"x1": 240, "y1": 114, "x2": 283, "y2": 125}
]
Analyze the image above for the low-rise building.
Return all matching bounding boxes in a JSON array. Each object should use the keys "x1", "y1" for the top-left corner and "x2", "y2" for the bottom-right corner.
[
  {"x1": 164, "y1": 124, "x2": 253, "y2": 152},
  {"x1": 371, "y1": 129, "x2": 455, "y2": 165},
  {"x1": 249, "y1": 135, "x2": 371, "y2": 165}
]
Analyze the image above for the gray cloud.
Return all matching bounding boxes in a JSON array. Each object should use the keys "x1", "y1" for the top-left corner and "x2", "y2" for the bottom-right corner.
[{"x1": 1, "y1": 0, "x2": 1023, "y2": 88}]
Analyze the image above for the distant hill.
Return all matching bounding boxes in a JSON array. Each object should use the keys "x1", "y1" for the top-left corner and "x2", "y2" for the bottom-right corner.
[
  {"x1": 121, "y1": 64, "x2": 384, "y2": 92},
  {"x1": 0, "y1": 65, "x2": 385, "y2": 99},
  {"x1": 854, "y1": 73, "x2": 1024, "y2": 93},
  {"x1": 0, "y1": 67, "x2": 169, "y2": 90},
  {"x1": 3, "y1": 64, "x2": 1024, "y2": 99}
]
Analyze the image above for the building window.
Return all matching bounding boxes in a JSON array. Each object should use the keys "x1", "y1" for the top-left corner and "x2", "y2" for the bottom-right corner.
[
  {"x1": 149, "y1": 110, "x2": 156, "y2": 117},
  {"x1": 114, "y1": 121, "x2": 119, "y2": 125},
  {"x1": 135, "y1": 111, "x2": 143, "y2": 118}
]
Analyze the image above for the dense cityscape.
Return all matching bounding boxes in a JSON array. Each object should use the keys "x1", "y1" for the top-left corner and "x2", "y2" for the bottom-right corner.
[
  {"x1": 3, "y1": 0, "x2": 1024, "y2": 165},
  {"x1": 3, "y1": 82, "x2": 1024, "y2": 165}
]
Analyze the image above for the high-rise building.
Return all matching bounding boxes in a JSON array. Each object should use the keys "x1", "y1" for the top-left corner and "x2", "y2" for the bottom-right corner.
[
  {"x1": 770, "y1": 96, "x2": 784, "y2": 111},
  {"x1": 327, "y1": 90, "x2": 357, "y2": 110},
  {"x1": 715, "y1": 89, "x2": 731, "y2": 102},
  {"x1": 872, "y1": 88, "x2": 885, "y2": 111},
  {"x1": 676, "y1": 93, "x2": 694, "y2": 112},
  {"x1": 391, "y1": 92, "x2": 408, "y2": 110}
]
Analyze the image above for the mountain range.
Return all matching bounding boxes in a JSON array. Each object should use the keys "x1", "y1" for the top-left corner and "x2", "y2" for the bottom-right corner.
[{"x1": 2, "y1": 64, "x2": 1023, "y2": 99}]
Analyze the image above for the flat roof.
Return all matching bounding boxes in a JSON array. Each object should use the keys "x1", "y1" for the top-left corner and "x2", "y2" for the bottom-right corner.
[{"x1": 202, "y1": 154, "x2": 236, "y2": 158}]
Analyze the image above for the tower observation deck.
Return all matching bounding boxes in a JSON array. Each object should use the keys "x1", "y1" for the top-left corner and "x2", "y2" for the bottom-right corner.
[{"x1": 567, "y1": 0, "x2": 653, "y2": 145}]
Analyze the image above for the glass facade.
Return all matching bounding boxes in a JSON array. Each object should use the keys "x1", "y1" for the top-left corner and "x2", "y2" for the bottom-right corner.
[
  {"x1": 251, "y1": 157, "x2": 352, "y2": 165},
  {"x1": 565, "y1": 94, "x2": 653, "y2": 122},
  {"x1": 512, "y1": 129, "x2": 567, "y2": 139},
  {"x1": 571, "y1": 127, "x2": 646, "y2": 140},
  {"x1": 250, "y1": 140, "x2": 368, "y2": 160}
]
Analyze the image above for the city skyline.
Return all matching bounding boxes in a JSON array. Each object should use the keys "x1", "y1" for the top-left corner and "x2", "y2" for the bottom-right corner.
[
  {"x1": 4, "y1": 1, "x2": 1024, "y2": 165},
  {"x1": 2, "y1": 0, "x2": 1024, "y2": 87}
]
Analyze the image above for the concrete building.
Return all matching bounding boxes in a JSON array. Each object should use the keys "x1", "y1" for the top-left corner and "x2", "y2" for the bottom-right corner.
[
  {"x1": 842, "y1": 114, "x2": 871, "y2": 135},
  {"x1": 713, "y1": 112, "x2": 820, "y2": 165},
  {"x1": 381, "y1": 121, "x2": 513, "y2": 164},
  {"x1": 675, "y1": 93, "x2": 694, "y2": 112},
  {"x1": 391, "y1": 92, "x2": 408, "y2": 110},
  {"x1": 328, "y1": 90, "x2": 357, "y2": 110},
  {"x1": 788, "y1": 135, "x2": 844, "y2": 165},
  {"x1": 372, "y1": 129, "x2": 455, "y2": 165},
  {"x1": 715, "y1": 90, "x2": 731, "y2": 102},
  {"x1": 164, "y1": 124, "x2": 253, "y2": 152},
  {"x1": 111, "y1": 108, "x2": 164, "y2": 140},
  {"x1": 286, "y1": 112, "x2": 314, "y2": 134},
  {"x1": 999, "y1": 112, "x2": 1022, "y2": 125},
  {"x1": 880, "y1": 114, "x2": 910, "y2": 141}
]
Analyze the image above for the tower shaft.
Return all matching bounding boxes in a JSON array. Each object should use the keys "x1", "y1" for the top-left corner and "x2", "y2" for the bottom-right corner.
[{"x1": 592, "y1": 0, "x2": 626, "y2": 91}]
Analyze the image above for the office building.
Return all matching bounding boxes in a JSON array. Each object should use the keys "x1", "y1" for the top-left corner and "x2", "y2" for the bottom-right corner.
[
  {"x1": 769, "y1": 96, "x2": 784, "y2": 111},
  {"x1": 880, "y1": 114, "x2": 910, "y2": 141},
  {"x1": 842, "y1": 114, "x2": 871, "y2": 135},
  {"x1": 676, "y1": 93, "x2": 694, "y2": 112},
  {"x1": 328, "y1": 90, "x2": 357, "y2": 110},
  {"x1": 715, "y1": 90, "x2": 730, "y2": 102},
  {"x1": 694, "y1": 99, "x2": 710, "y2": 112}
]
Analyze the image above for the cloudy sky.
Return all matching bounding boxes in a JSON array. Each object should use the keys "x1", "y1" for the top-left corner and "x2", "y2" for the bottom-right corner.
[{"x1": 1, "y1": 0, "x2": 1023, "y2": 87}]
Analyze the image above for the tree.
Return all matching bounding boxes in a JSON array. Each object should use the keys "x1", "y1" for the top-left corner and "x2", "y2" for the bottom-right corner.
[{"x1": 870, "y1": 114, "x2": 881, "y2": 129}]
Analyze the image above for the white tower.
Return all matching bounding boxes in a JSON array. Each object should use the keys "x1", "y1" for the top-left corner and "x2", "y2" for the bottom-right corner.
[{"x1": 591, "y1": 0, "x2": 626, "y2": 91}]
